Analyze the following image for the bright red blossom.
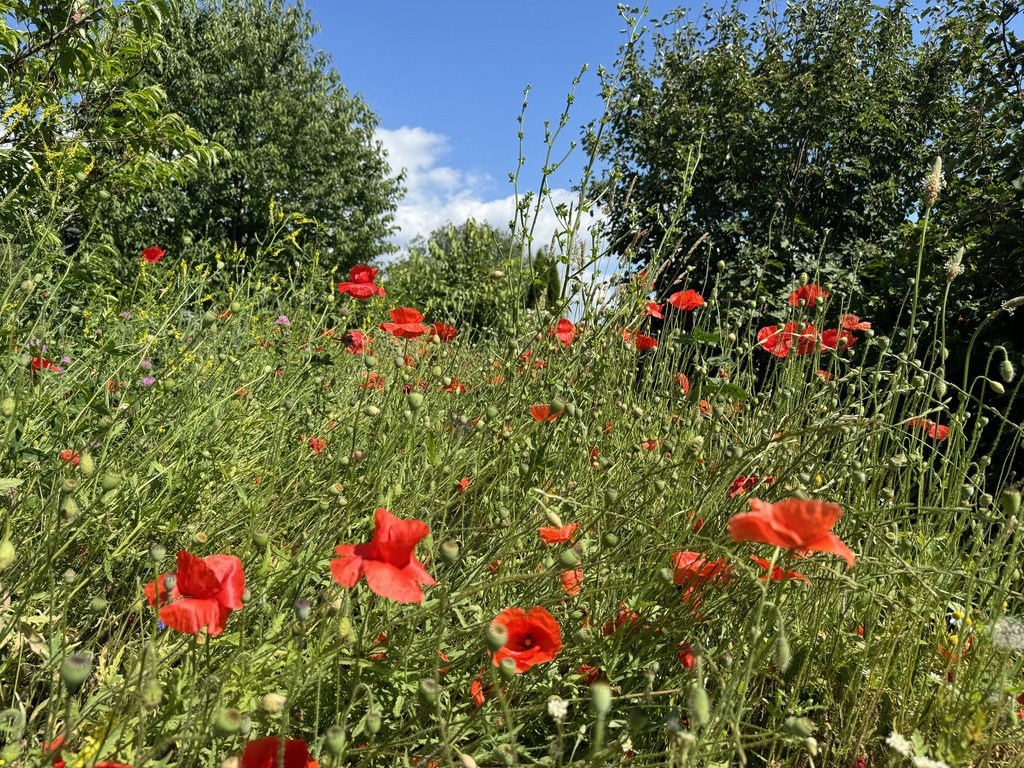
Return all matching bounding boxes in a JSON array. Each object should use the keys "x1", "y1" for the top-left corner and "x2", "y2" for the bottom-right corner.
[
  {"x1": 552, "y1": 318, "x2": 576, "y2": 346},
  {"x1": 240, "y1": 737, "x2": 319, "y2": 768},
  {"x1": 672, "y1": 551, "x2": 734, "y2": 589},
  {"x1": 307, "y1": 437, "x2": 326, "y2": 455},
  {"x1": 337, "y1": 265, "x2": 386, "y2": 299},
  {"x1": 908, "y1": 418, "x2": 950, "y2": 441},
  {"x1": 32, "y1": 356, "x2": 63, "y2": 373},
  {"x1": 820, "y1": 328, "x2": 856, "y2": 352},
  {"x1": 840, "y1": 313, "x2": 871, "y2": 331},
  {"x1": 561, "y1": 568, "x2": 584, "y2": 596},
  {"x1": 668, "y1": 289, "x2": 705, "y2": 311},
  {"x1": 141, "y1": 246, "x2": 165, "y2": 263},
  {"x1": 728, "y1": 498, "x2": 856, "y2": 568},
  {"x1": 431, "y1": 322, "x2": 458, "y2": 342},
  {"x1": 788, "y1": 283, "x2": 829, "y2": 307},
  {"x1": 538, "y1": 523, "x2": 580, "y2": 545},
  {"x1": 490, "y1": 606, "x2": 562, "y2": 672},
  {"x1": 750, "y1": 554, "x2": 810, "y2": 583},
  {"x1": 756, "y1": 323, "x2": 818, "y2": 358},
  {"x1": 330, "y1": 508, "x2": 435, "y2": 604},
  {"x1": 380, "y1": 308, "x2": 430, "y2": 339},
  {"x1": 59, "y1": 449, "x2": 80, "y2": 466},
  {"x1": 727, "y1": 475, "x2": 774, "y2": 498},
  {"x1": 644, "y1": 302, "x2": 664, "y2": 319},
  {"x1": 529, "y1": 404, "x2": 561, "y2": 422},
  {"x1": 144, "y1": 550, "x2": 245, "y2": 636}
]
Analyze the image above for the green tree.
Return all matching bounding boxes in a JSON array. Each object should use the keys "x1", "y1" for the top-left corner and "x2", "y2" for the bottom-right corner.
[
  {"x1": 100, "y1": 0, "x2": 404, "y2": 274},
  {"x1": 0, "y1": 0, "x2": 216, "y2": 245},
  {"x1": 595, "y1": 0, "x2": 1023, "y2": 348}
]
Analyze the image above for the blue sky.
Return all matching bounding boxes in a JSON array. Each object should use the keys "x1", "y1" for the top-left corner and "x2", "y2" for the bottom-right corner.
[{"x1": 304, "y1": 1, "x2": 685, "y2": 248}]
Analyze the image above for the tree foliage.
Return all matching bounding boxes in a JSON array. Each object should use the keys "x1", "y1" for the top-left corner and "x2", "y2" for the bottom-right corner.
[
  {"x1": 0, "y1": 0, "x2": 216, "y2": 245},
  {"x1": 596, "y1": 0, "x2": 1023, "y2": 353},
  {"x1": 100, "y1": 0, "x2": 404, "y2": 274}
]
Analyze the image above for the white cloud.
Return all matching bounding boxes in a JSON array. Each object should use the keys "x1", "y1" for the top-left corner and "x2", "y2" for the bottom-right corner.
[{"x1": 376, "y1": 126, "x2": 606, "y2": 261}]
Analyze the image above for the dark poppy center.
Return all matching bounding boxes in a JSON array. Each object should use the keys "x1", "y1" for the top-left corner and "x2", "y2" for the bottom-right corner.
[{"x1": 521, "y1": 635, "x2": 534, "y2": 648}]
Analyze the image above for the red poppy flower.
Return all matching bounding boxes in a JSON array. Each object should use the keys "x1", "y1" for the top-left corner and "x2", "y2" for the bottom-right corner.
[
  {"x1": 561, "y1": 568, "x2": 583, "y2": 596},
  {"x1": 307, "y1": 437, "x2": 326, "y2": 454},
  {"x1": 32, "y1": 357, "x2": 63, "y2": 373},
  {"x1": 908, "y1": 419, "x2": 950, "y2": 441},
  {"x1": 456, "y1": 477, "x2": 470, "y2": 495},
  {"x1": 601, "y1": 603, "x2": 641, "y2": 636},
  {"x1": 677, "y1": 642, "x2": 695, "y2": 670},
  {"x1": 622, "y1": 329, "x2": 658, "y2": 350},
  {"x1": 675, "y1": 373, "x2": 690, "y2": 394},
  {"x1": 489, "y1": 606, "x2": 562, "y2": 672},
  {"x1": 343, "y1": 330, "x2": 371, "y2": 355},
  {"x1": 240, "y1": 737, "x2": 319, "y2": 768},
  {"x1": 380, "y1": 308, "x2": 430, "y2": 339},
  {"x1": 431, "y1": 322, "x2": 457, "y2": 342},
  {"x1": 577, "y1": 664, "x2": 602, "y2": 684},
  {"x1": 469, "y1": 666, "x2": 497, "y2": 707},
  {"x1": 756, "y1": 322, "x2": 817, "y2": 357},
  {"x1": 788, "y1": 284, "x2": 829, "y2": 307},
  {"x1": 369, "y1": 630, "x2": 388, "y2": 660},
  {"x1": 144, "y1": 550, "x2": 245, "y2": 636},
  {"x1": 551, "y1": 318, "x2": 576, "y2": 346},
  {"x1": 59, "y1": 449, "x2": 81, "y2": 466},
  {"x1": 750, "y1": 554, "x2": 810, "y2": 583},
  {"x1": 644, "y1": 302, "x2": 664, "y2": 319},
  {"x1": 529, "y1": 404, "x2": 560, "y2": 422},
  {"x1": 360, "y1": 371, "x2": 385, "y2": 390},
  {"x1": 141, "y1": 246, "x2": 165, "y2": 263},
  {"x1": 840, "y1": 314, "x2": 871, "y2": 331},
  {"x1": 727, "y1": 475, "x2": 773, "y2": 498},
  {"x1": 330, "y1": 508, "x2": 435, "y2": 604},
  {"x1": 816, "y1": 369, "x2": 833, "y2": 382},
  {"x1": 538, "y1": 523, "x2": 580, "y2": 544},
  {"x1": 671, "y1": 551, "x2": 734, "y2": 589},
  {"x1": 728, "y1": 498, "x2": 855, "y2": 567},
  {"x1": 668, "y1": 289, "x2": 705, "y2": 310},
  {"x1": 337, "y1": 265, "x2": 386, "y2": 299},
  {"x1": 820, "y1": 328, "x2": 856, "y2": 352},
  {"x1": 444, "y1": 379, "x2": 468, "y2": 393}
]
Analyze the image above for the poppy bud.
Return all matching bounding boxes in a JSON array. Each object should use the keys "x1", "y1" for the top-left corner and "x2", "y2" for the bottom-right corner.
[
  {"x1": 294, "y1": 598, "x2": 312, "y2": 622},
  {"x1": 774, "y1": 632, "x2": 791, "y2": 671},
  {"x1": 60, "y1": 651, "x2": 92, "y2": 694},
  {"x1": 407, "y1": 392, "x2": 424, "y2": 410},
  {"x1": 656, "y1": 567, "x2": 675, "y2": 584},
  {"x1": 338, "y1": 617, "x2": 355, "y2": 643},
  {"x1": 99, "y1": 471, "x2": 121, "y2": 491},
  {"x1": 213, "y1": 707, "x2": 243, "y2": 737},
  {"x1": 654, "y1": 480, "x2": 667, "y2": 493},
  {"x1": 418, "y1": 678, "x2": 439, "y2": 705},
  {"x1": 62, "y1": 478, "x2": 77, "y2": 493},
  {"x1": 150, "y1": 543, "x2": 166, "y2": 562},
  {"x1": 804, "y1": 737, "x2": 819, "y2": 756},
  {"x1": 783, "y1": 716, "x2": 814, "y2": 738},
  {"x1": 364, "y1": 355, "x2": 377, "y2": 369},
  {"x1": 717, "y1": 260, "x2": 726, "y2": 272},
  {"x1": 486, "y1": 405, "x2": 499, "y2": 420},
  {"x1": 141, "y1": 678, "x2": 163, "y2": 711},
  {"x1": 687, "y1": 681, "x2": 710, "y2": 730},
  {"x1": 489, "y1": 270, "x2": 505, "y2": 280},
  {"x1": 325, "y1": 725, "x2": 346, "y2": 756},
  {"x1": 365, "y1": 708, "x2": 383, "y2": 735},
  {"x1": 253, "y1": 531, "x2": 270, "y2": 549},
  {"x1": 603, "y1": 488, "x2": 619, "y2": 505},
  {"x1": 485, "y1": 623, "x2": 508, "y2": 653},
  {"x1": 0, "y1": 397, "x2": 14, "y2": 418},
  {"x1": 202, "y1": 311, "x2": 217, "y2": 329},
  {"x1": 90, "y1": 596, "x2": 108, "y2": 613},
  {"x1": 1001, "y1": 489, "x2": 1021, "y2": 516},
  {"x1": 989, "y1": 379, "x2": 1006, "y2": 394},
  {"x1": 558, "y1": 549, "x2": 579, "y2": 568},
  {"x1": 364, "y1": 405, "x2": 381, "y2": 417},
  {"x1": 237, "y1": 713, "x2": 252, "y2": 737},
  {"x1": 1000, "y1": 359, "x2": 1016, "y2": 383},
  {"x1": 78, "y1": 453, "x2": 95, "y2": 476},
  {"x1": 602, "y1": 532, "x2": 619, "y2": 547},
  {"x1": 60, "y1": 497, "x2": 79, "y2": 521},
  {"x1": 544, "y1": 508, "x2": 564, "y2": 528},
  {"x1": 440, "y1": 540, "x2": 460, "y2": 564},
  {"x1": 0, "y1": 539, "x2": 15, "y2": 571},
  {"x1": 498, "y1": 657, "x2": 517, "y2": 681},
  {"x1": 262, "y1": 693, "x2": 286, "y2": 714},
  {"x1": 549, "y1": 398, "x2": 565, "y2": 415},
  {"x1": 64, "y1": 569, "x2": 77, "y2": 585}
]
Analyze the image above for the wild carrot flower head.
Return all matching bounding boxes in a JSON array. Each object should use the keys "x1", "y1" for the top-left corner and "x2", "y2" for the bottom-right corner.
[
  {"x1": 728, "y1": 498, "x2": 855, "y2": 567},
  {"x1": 144, "y1": 551, "x2": 245, "y2": 636},
  {"x1": 330, "y1": 508, "x2": 435, "y2": 603},
  {"x1": 489, "y1": 606, "x2": 562, "y2": 673}
]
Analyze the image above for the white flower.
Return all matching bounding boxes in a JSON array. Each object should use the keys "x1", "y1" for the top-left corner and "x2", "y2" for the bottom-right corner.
[
  {"x1": 886, "y1": 731, "x2": 913, "y2": 757},
  {"x1": 912, "y1": 757, "x2": 950, "y2": 768},
  {"x1": 547, "y1": 696, "x2": 569, "y2": 721},
  {"x1": 992, "y1": 615, "x2": 1024, "y2": 652}
]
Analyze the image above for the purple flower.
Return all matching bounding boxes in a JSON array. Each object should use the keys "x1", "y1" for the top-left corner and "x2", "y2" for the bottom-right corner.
[
  {"x1": 139, "y1": 360, "x2": 153, "y2": 370},
  {"x1": 119, "y1": 312, "x2": 133, "y2": 319},
  {"x1": 275, "y1": 315, "x2": 291, "y2": 327},
  {"x1": 61, "y1": 356, "x2": 71, "y2": 365},
  {"x1": 140, "y1": 377, "x2": 156, "y2": 387}
]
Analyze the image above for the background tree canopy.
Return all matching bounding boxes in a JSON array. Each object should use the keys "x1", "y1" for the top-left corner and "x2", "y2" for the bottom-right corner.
[
  {"x1": 98, "y1": 0, "x2": 404, "y2": 275},
  {"x1": 596, "y1": 0, "x2": 1023, "y2": 361}
]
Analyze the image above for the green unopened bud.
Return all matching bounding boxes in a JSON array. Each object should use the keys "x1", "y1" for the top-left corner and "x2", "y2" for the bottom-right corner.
[
  {"x1": 150, "y1": 542, "x2": 166, "y2": 562},
  {"x1": 418, "y1": 678, "x2": 439, "y2": 706},
  {"x1": 202, "y1": 310, "x2": 217, "y2": 329},
  {"x1": 99, "y1": 471, "x2": 121, "y2": 491},
  {"x1": 365, "y1": 708, "x2": 383, "y2": 735},
  {"x1": 498, "y1": 657, "x2": 517, "y2": 681},
  {"x1": 407, "y1": 392, "x2": 424, "y2": 410},
  {"x1": 783, "y1": 716, "x2": 814, "y2": 738},
  {"x1": 544, "y1": 508, "x2": 564, "y2": 528},
  {"x1": 213, "y1": 707, "x2": 243, "y2": 737},
  {"x1": 603, "y1": 488, "x2": 619, "y2": 505},
  {"x1": 774, "y1": 632, "x2": 791, "y2": 671},
  {"x1": 60, "y1": 652, "x2": 93, "y2": 694},
  {"x1": 439, "y1": 540, "x2": 460, "y2": 564},
  {"x1": 558, "y1": 549, "x2": 580, "y2": 568},
  {"x1": 89, "y1": 596, "x2": 108, "y2": 613},
  {"x1": 0, "y1": 398, "x2": 14, "y2": 418},
  {"x1": 654, "y1": 479, "x2": 667, "y2": 493},
  {"x1": 688, "y1": 681, "x2": 710, "y2": 729},
  {"x1": 141, "y1": 678, "x2": 163, "y2": 711},
  {"x1": 325, "y1": 725, "x2": 346, "y2": 756},
  {"x1": 60, "y1": 497, "x2": 79, "y2": 521},
  {"x1": 253, "y1": 531, "x2": 270, "y2": 550},
  {"x1": 0, "y1": 539, "x2": 15, "y2": 570},
  {"x1": 989, "y1": 379, "x2": 1006, "y2": 394},
  {"x1": 657, "y1": 567, "x2": 675, "y2": 584},
  {"x1": 485, "y1": 623, "x2": 508, "y2": 653},
  {"x1": 1000, "y1": 359, "x2": 1016, "y2": 383},
  {"x1": 364, "y1": 405, "x2": 381, "y2": 417},
  {"x1": 804, "y1": 737, "x2": 819, "y2": 756},
  {"x1": 489, "y1": 270, "x2": 505, "y2": 280},
  {"x1": 293, "y1": 598, "x2": 312, "y2": 622},
  {"x1": 602, "y1": 532, "x2": 619, "y2": 547},
  {"x1": 549, "y1": 398, "x2": 565, "y2": 415},
  {"x1": 77, "y1": 453, "x2": 95, "y2": 476},
  {"x1": 590, "y1": 680, "x2": 613, "y2": 714},
  {"x1": 1001, "y1": 488, "x2": 1021, "y2": 516},
  {"x1": 485, "y1": 405, "x2": 499, "y2": 420}
]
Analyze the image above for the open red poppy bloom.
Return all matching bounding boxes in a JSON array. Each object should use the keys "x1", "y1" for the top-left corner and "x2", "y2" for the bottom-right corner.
[
  {"x1": 330, "y1": 507, "x2": 435, "y2": 603},
  {"x1": 431, "y1": 322, "x2": 458, "y2": 342},
  {"x1": 671, "y1": 551, "x2": 734, "y2": 589},
  {"x1": 622, "y1": 329, "x2": 658, "y2": 350},
  {"x1": 551, "y1": 318, "x2": 576, "y2": 346},
  {"x1": 456, "y1": 477, "x2": 470, "y2": 495},
  {"x1": 756, "y1": 322, "x2": 817, "y2": 357},
  {"x1": 380, "y1": 308, "x2": 430, "y2": 339},
  {"x1": 561, "y1": 568, "x2": 583, "y2": 596},
  {"x1": 675, "y1": 373, "x2": 690, "y2": 394},
  {"x1": 337, "y1": 265, "x2": 386, "y2": 299},
  {"x1": 341, "y1": 329, "x2": 370, "y2": 355},
  {"x1": 728, "y1": 498, "x2": 855, "y2": 567},
  {"x1": 32, "y1": 357, "x2": 63, "y2": 373},
  {"x1": 727, "y1": 475, "x2": 773, "y2": 498},
  {"x1": 144, "y1": 551, "x2": 245, "y2": 636},
  {"x1": 240, "y1": 737, "x2": 319, "y2": 768},
  {"x1": 750, "y1": 554, "x2": 810, "y2": 583},
  {"x1": 840, "y1": 314, "x2": 871, "y2": 331},
  {"x1": 788, "y1": 283, "x2": 829, "y2": 307},
  {"x1": 538, "y1": 523, "x2": 580, "y2": 544},
  {"x1": 529, "y1": 404, "x2": 561, "y2": 422},
  {"x1": 668, "y1": 289, "x2": 705, "y2": 310},
  {"x1": 141, "y1": 246, "x2": 165, "y2": 263},
  {"x1": 490, "y1": 606, "x2": 561, "y2": 672},
  {"x1": 820, "y1": 328, "x2": 856, "y2": 352},
  {"x1": 908, "y1": 418, "x2": 950, "y2": 441},
  {"x1": 644, "y1": 302, "x2": 664, "y2": 319},
  {"x1": 308, "y1": 437, "x2": 326, "y2": 454}
]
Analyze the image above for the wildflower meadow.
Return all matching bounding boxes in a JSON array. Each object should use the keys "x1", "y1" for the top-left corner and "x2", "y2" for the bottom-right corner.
[{"x1": 2, "y1": 2, "x2": 1023, "y2": 767}]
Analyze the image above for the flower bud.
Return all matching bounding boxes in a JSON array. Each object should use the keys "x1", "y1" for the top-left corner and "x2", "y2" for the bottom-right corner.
[
  {"x1": 253, "y1": 531, "x2": 270, "y2": 550},
  {"x1": 1001, "y1": 488, "x2": 1021, "y2": 516},
  {"x1": 489, "y1": 270, "x2": 505, "y2": 280},
  {"x1": 407, "y1": 392, "x2": 424, "y2": 410},
  {"x1": 439, "y1": 540, "x2": 460, "y2": 564},
  {"x1": 213, "y1": 707, "x2": 243, "y2": 737},
  {"x1": 498, "y1": 657, "x2": 517, "y2": 680},
  {"x1": 1000, "y1": 359, "x2": 1016, "y2": 383},
  {"x1": 774, "y1": 631, "x2": 791, "y2": 671},
  {"x1": 602, "y1": 532, "x2": 619, "y2": 547},
  {"x1": 418, "y1": 678, "x2": 439, "y2": 706},
  {"x1": 558, "y1": 549, "x2": 580, "y2": 568},
  {"x1": 365, "y1": 708, "x2": 383, "y2": 735},
  {"x1": 485, "y1": 405, "x2": 499, "y2": 420},
  {"x1": 0, "y1": 539, "x2": 15, "y2": 571},
  {"x1": 590, "y1": 681, "x2": 613, "y2": 715},
  {"x1": 60, "y1": 651, "x2": 93, "y2": 694},
  {"x1": 78, "y1": 453, "x2": 95, "y2": 476},
  {"x1": 0, "y1": 398, "x2": 14, "y2": 418},
  {"x1": 99, "y1": 471, "x2": 121, "y2": 491},
  {"x1": 688, "y1": 681, "x2": 710, "y2": 729},
  {"x1": 324, "y1": 725, "x2": 346, "y2": 756},
  {"x1": 485, "y1": 623, "x2": 508, "y2": 653},
  {"x1": 989, "y1": 379, "x2": 1006, "y2": 395},
  {"x1": 89, "y1": 596, "x2": 108, "y2": 613},
  {"x1": 202, "y1": 311, "x2": 217, "y2": 329},
  {"x1": 603, "y1": 488, "x2": 619, "y2": 505},
  {"x1": 150, "y1": 543, "x2": 167, "y2": 562},
  {"x1": 141, "y1": 678, "x2": 163, "y2": 710},
  {"x1": 293, "y1": 598, "x2": 312, "y2": 622}
]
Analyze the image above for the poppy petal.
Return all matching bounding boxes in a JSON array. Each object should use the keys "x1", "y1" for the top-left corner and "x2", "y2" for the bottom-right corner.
[{"x1": 362, "y1": 560, "x2": 425, "y2": 603}]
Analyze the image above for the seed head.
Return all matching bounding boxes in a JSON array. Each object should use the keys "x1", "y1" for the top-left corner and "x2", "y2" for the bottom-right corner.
[
  {"x1": 992, "y1": 615, "x2": 1024, "y2": 652},
  {"x1": 922, "y1": 156, "x2": 945, "y2": 209}
]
